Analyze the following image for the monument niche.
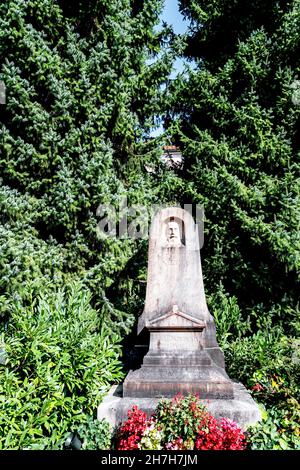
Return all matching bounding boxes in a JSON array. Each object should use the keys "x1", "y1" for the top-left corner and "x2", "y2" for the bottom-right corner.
[{"x1": 98, "y1": 207, "x2": 261, "y2": 428}]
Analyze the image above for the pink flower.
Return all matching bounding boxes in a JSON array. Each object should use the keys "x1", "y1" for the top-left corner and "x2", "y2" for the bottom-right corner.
[{"x1": 195, "y1": 416, "x2": 246, "y2": 450}]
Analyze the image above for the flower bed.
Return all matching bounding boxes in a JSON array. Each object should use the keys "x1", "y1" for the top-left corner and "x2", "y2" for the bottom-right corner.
[{"x1": 114, "y1": 394, "x2": 246, "y2": 450}]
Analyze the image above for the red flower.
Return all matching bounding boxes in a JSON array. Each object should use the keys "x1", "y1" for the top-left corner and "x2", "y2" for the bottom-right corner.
[
  {"x1": 251, "y1": 383, "x2": 264, "y2": 392},
  {"x1": 116, "y1": 406, "x2": 149, "y2": 450},
  {"x1": 115, "y1": 395, "x2": 247, "y2": 451}
]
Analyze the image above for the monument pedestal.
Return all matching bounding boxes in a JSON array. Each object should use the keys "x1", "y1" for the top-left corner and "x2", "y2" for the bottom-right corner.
[
  {"x1": 97, "y1": 382, "x2": 261, "y2": 430},
  {"x1": 123, "y1": 305, "x2": 235, "y2": 400}
]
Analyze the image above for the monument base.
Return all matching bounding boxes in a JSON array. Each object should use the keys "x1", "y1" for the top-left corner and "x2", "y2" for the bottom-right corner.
[
  {"x1": 123, "y1": 364, "x2": 234, "y2": 399},
  {"x1": 97, "y1": 382, "x2": 261, "y2": 430}
]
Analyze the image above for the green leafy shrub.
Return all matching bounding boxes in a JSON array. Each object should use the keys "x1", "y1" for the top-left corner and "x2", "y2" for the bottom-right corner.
[
  {"x1": 154, "y1": 394, "x2": 208, "y2": 444},
  {"x1": 76, "y1": 417, "x2": 112, "y2": 450},
  {"x1": 225, "y1": 327, "x2": 300, "y2": 402},
  {"x1": 207, "y1": 285, "x2": 250, "y2": 347},
  {"x1": 139, "y1": 422, "x2": 164, "y2": 450},
  {"x1": 247, "y1": 406, "x2": 300, "y2": 450},
  {"x1": 0, "y1": 282, "x2": 123, "y2": 449}
]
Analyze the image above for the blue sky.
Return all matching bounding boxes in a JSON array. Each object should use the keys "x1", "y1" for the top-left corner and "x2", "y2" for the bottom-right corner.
[
  {"x1": 150, "y1": 1, "x2": 187, "y2": 137},
  {"x1": 161, "y1": 0, "x2": 187, "y2": 35},
  {"x1": 161, "y1": 0, "x2": 187, "y2": 78}
]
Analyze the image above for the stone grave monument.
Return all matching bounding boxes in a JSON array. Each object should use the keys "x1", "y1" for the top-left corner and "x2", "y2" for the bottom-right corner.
[{"x1": 98, "y1": 207, "x2": 261, "y2": 428}]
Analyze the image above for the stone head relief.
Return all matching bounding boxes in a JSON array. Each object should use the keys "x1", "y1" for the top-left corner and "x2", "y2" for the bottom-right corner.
[{"x1": 164, "y1": 217, "x2": 185, "y2": 247}]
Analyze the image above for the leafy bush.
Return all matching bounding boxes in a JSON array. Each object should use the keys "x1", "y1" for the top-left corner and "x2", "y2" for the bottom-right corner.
[
  {"x1": 139, "y1": 422, "x2": 164, "y2": 451},
  {"x1": 207, "y1": 285, "x2": 250, "y2": 347},
  {"x1": 155, "y1": 394, "x2": 208, "y2": 444},
  {"x1": 225, "y1": 327, "x2": 300, "y2": 403},
  {"x1": 0, "y1": 282, "x2": 123, "y2": 449},
  {"x1": 207, "y1": 283, "x2": 300, "y2": 449},
  {"x1": 76, "y1": 417, "x2": 112, "y2": 450},
  {"x1": 247, "y1": 406, "x2": 300, "y2": 450},
  {"x1": 0, "y1": 0, "x2": 173, "y2": 339},
  {"x1": 215, "y1": 297, "x2": 300, "y2": 450}
]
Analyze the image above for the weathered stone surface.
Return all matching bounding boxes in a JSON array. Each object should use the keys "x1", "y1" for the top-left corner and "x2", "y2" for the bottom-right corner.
[
  {"x1": 138, "y1": 207, "x2": 213, "y2": 334},
  {"x1": 123, "y1": 207, "x2": 232, "y2": 398},
  {"x1": 136, "y1": 208, "x2": 222, "y2": 364},
  {"x1": 97, "y1": 383, "x2": 261, "y2": 430},
  {"x1": 124, "y1": 365, "x2": 234, "y2": 399}
]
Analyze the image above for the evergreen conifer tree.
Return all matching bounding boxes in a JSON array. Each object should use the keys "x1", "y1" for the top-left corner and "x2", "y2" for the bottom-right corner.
[
  {"x1": 170, "y1": 0, "x2": 300, "y2": 326},
  {"x1": 0, "y1": 0, "x2": 172, "y2": 334}
]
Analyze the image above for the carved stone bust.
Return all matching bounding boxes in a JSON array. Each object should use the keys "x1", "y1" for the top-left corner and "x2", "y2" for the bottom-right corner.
[{"x1": 165, "y1": 219, "x2": 184, "y2": 247}]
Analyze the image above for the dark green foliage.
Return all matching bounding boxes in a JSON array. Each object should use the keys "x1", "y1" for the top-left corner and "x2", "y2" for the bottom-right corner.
[
  {"x1": 210, "y1": 287, "x2": 300, "y2": 449},
  {"x1": 207, "y1": 285, "x2": 250, "y2": 348},
  {"x1": 0, "y1": 0, "x2": 172, "y2": 336},
  {"x1": 1, "y1": 0, "x2": 300, "y2": 451},
  {"x1": 171, "y1": 0, "x2": 300, "y2": 325}
]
